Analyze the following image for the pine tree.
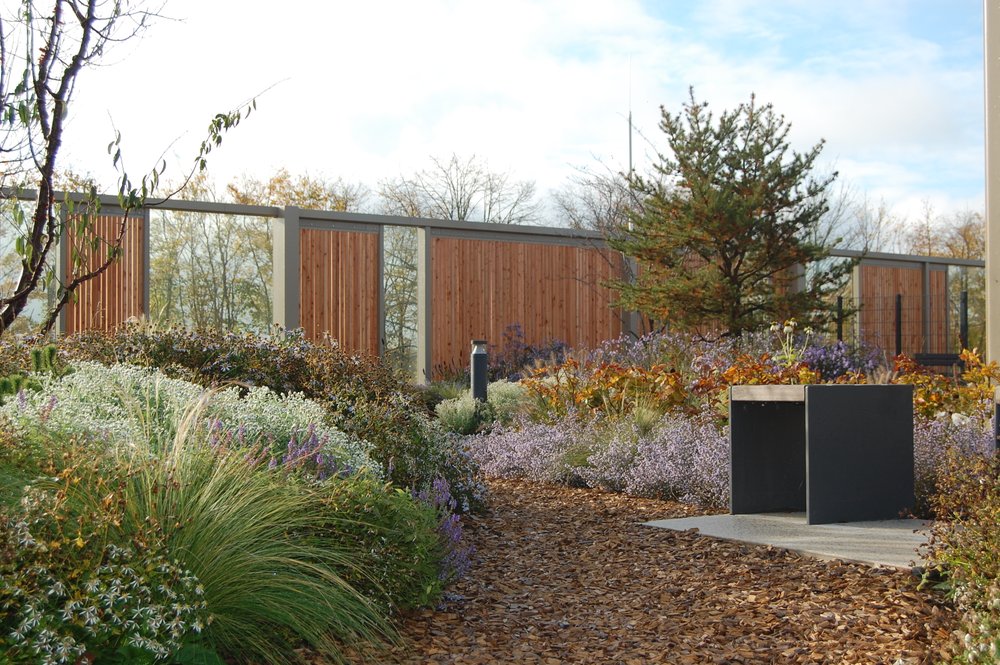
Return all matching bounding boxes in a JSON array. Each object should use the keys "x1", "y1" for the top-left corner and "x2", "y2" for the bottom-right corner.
[{"x1": 610, "y1": 90, "x2": 851, "y2": 336}]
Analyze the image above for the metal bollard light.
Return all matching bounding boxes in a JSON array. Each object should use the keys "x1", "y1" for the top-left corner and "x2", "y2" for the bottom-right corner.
[{"x1": 471, "y1": 339, "x2": 488, "y2": 402}]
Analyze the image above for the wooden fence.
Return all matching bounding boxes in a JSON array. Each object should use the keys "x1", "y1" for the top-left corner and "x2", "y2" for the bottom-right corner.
[
  {"x1": 271, "y1": 207, "x2": 627, "y2": 380},
  {"x1": 298, "y1": 225, "x2": 381, "y2": 356},
  {"x1": 427, "y1": 234, "x2": 625, "y2": 373},
  {"x1": 9, "y1": 192, "x2": 985, "y2": 377},
  {"x1": 841, "y1": 252, "x2": 983, "y2": 357},
  {"x1": 61, "y1": 207, "x2": 148, "y2": 335}
]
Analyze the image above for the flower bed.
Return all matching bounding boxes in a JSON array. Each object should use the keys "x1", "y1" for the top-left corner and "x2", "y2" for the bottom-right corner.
[
  {"x1": 434, "y1": 326, "x2": 997, "y2": 660},
  {"x1": 0, "y1": 331, "x2": 477, "y2": 664}
]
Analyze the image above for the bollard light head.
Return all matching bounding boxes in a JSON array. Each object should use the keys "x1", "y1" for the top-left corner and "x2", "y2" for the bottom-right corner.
[{"x1": 471, "y1": 339, "x2": 488, "y2": 354}]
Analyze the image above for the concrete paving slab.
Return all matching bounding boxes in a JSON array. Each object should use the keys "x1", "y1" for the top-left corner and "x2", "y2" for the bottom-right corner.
[{"x1": 644, "y1": 512, "x2": 930, "y2": 570}]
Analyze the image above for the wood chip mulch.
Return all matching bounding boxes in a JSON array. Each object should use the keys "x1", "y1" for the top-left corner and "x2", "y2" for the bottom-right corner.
[{"x1": 382, "y1": 479, "x2": 957, "y2": 665}]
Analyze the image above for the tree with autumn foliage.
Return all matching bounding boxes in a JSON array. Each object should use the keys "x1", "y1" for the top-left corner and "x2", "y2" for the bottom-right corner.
[{"x1": 609, "y1": 90, "x2": 851, "y2": 337}]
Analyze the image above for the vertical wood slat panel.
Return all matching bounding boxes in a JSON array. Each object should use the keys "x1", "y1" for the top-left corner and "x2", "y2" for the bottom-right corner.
[
  {"x1": 64, "y1": 212, "x2": 145, "y2": 334},
  {"x1": 929, "y1": 268, "x2": 948, "y2": 353},
  {"x1": 299, "y1": 228, "x2": 379, "y2": 357},
  {"x1": 430, "y1": 237, "x2": 625, "y2": 374},
  {"x1": 858, "y1": 264, "x2": 926, "y2": 356}
]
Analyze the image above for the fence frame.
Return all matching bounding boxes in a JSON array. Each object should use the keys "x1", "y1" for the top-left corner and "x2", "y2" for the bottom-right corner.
[
  {"x1": 830, "y1": 249, "x2": 985, "y2": 355},
  {"x1": 268, "y1": 207, "x2": 619, "y2": 381},
  {"x1": 2, "y1": 188, "x2": 991, "y2": 372}
]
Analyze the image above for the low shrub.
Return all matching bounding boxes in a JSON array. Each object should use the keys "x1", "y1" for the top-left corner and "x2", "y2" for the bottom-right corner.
[
  {"x1": 469, "y1": 415, "x2": 590, "y2": 485},
  {"x1": 521, "y1": 358, "x2": 690, "y2": 422},
  {"x1": 690, "y1": 352, "x2": 821, "y2": 420},
  {"x1": 1, "y1": 487, "x2": 212, "y2": 664},
  {"x1": 895, "y1": 350, "x2": 1000, "y2": 421},
  {"x1": 340, "y1": 394, "x2": 486, "y2": 512},
  {"x1": 586, "y1": 329, "x2": 706, "y2": 370},
  {"x1": 924, "y1": 450, "x2": 1000, "y2": 663},
  {"x1": 0, "y1": 362, "x2": 378, "y2": 479},
  {"x1": 486, "y1": 380, "x2": 528, "y2": 426},
  {"x1": 913, "y1": 411, "x2": 995, "y2": 517},
  {"x1": 431, "y1": 323, "x2": 570, "y2": 383},
  {"x1": 317, "y1": 476, "x2": 451, "y2": 613},
  {"x1": 434, "y1": 380, "x2": 528, "y2": 435},
  {"x1": 62, "y1": 324, "x2": 412, "y2": 405},
  {"x1": 489, "y1": 323, "x2": 569, "y2": 381},
  {"x1": 580, "y1": 412, "x2": 730, "y2": 508},
  {"x1": 0, "y1": 335, "x2": 40, "y2": 376},
  {"x1": 61, "y1": 325, "x2": 484, "y2": 510},
  {"x1": 802, "y1": 339, "x2": 883, "y2": 381},
  {"x1": 413, "y1": 477, "x2": 476, "y2": 585},
  {"x1": 435, "y1": 394, "x2": 495, "y2": 436}
]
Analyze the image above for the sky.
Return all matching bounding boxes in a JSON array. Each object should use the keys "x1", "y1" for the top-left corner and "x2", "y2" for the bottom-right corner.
[{"x1": 58, "y1": 0, "x2": 986, "y2": 225}]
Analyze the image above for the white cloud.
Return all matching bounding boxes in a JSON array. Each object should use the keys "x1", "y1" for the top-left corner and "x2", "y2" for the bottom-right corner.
[{"x1": 55, "y1": 0, "x2": 984, "y2": 225}]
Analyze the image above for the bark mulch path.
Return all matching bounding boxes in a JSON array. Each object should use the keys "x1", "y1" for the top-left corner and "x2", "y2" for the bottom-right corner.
[{"x1": 385, "y1": 479, "x2": 957, "y2": 664}]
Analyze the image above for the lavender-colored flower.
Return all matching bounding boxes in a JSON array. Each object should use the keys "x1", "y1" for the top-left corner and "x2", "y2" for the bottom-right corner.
[
  {"x1": 413, "y1": 476, "x2": 475, "y2": 582},
  {"x1": 471, "y1": 408, "x2": 730, "y2": 509},
  {"x1": 913, "y1": 408, "x2": 994, "y2": 513},
  {"x1": 802, "y1": 340, "x2": 883, "y2": 381}
]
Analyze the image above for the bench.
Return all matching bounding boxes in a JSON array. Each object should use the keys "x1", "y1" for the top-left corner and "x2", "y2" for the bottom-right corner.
[
  {"x1": 729, "y1": 384, "x2": 914, "y2": 525},
  {"x1": 914, "y1": 353, "x2": 964, "y2": 371}
]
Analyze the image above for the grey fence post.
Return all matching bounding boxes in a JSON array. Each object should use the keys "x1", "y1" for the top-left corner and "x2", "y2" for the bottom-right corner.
[
  {"x1": 836, "y1": 295, "x2": 844, "y2": 342},
  {"x1": 415, "y1": 226, "x2": 433, "y2": 384},
  {"x1": 141, "y1": 205, "x2": 150, "y2": 322},
  {"x1": 471, "y1": 339, "x2": 488, "y2": 401},
  {"x1": 960, "y1": 290, "x2": 969, "y2": 351},
  {"x1": 272, "y1": 206, "x2": 301, "y2": 330},
  {"x1": 376, "y1": 224, "x2": 385, "y2": 357},
  {"x1": 895, "y1": 294, "x2": 903, "y2": 357}
]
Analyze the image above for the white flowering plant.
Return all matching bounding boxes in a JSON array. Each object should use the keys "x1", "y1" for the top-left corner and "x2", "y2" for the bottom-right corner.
[
  {"x1": 769, "y1": 318, "x2": 815, "y2": 368},
  {"x1": 0, "y1": 362, "x2": 378, "y2": 481},
  {"x1": 0, "y1": 482, "x2": 212, "y2": 664}
]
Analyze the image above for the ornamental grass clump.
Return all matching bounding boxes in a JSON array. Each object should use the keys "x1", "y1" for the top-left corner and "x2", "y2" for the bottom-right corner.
[
  {"x1": 114, "y1": 403, "x2": 398, "y2": 663},
  {"x1": 433, "y1": 380, "x2": 528, "y2": 435},
  {"x1": 434, "y1": 394, "x2": 495, "y2": 436}
]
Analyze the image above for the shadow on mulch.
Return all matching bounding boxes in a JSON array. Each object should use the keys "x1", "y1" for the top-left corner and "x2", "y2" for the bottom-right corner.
[{"x1": 372, "y1": 479, "x2": 957, "y2": 664}]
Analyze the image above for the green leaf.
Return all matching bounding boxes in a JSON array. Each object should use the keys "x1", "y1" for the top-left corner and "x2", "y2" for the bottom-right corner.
[{"x1": 173, "y1": 643, "x2": 227, "y2": 665}]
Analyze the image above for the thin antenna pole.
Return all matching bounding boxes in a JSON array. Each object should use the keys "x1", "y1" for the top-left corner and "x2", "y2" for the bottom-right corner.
[{"x1": 628, "y1": 56, "x2": 633, "y2": 176}]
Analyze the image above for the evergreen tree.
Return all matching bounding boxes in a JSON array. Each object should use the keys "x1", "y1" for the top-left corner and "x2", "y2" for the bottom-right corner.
[{"x1": 610, "y1": 90, "x2": 851, "y2": 336}]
